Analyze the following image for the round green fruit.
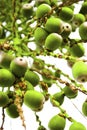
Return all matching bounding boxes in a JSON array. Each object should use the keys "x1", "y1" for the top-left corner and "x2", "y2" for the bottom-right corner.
[
  {"x1": 63, "y1": 86, "x2": 78, "y2": 99},
  {"x1": 80, "y1": 2, "x2": 87, "y2": 15},
  {"x1": 72, "y1": 61, "x2": 87, "y2": 82},
  {"x1": 36, "y1": 3, "x2": 51, "y2": 18},
  {"x1": 25, "y1": 80, "x2": 34, "y2": 90},
  {"x1": 10, "y1": 57, "x2": 28, "y2": 77},
  {"x1": 6, "y1": 104, "x2": 19, "y2": 118},
  {"x1": 24, "y1": 90, "x2": 45, "y2": 111},
  {"x1": 69, "y1": 43, "x2": 85, "y2": 57},
  {"x1": 69, "y1": 122, "x2": 86, "y2": 130},
  {"x1": 51, "y1": 91, "x2": 65, "y2": 105},
  {"x1": 61, "y1": 22, "x2": 72, "y2": 38},
  {"x1": 0, "y1": 69, "x2": 15, "y2": 87},
  {"x1": 45, "y1": 33, "x2": 63, "y2": 51},
  {"x1": 24, "y1": 69, "x2": 40, "y2": 86},
  {"x1": 59, "y1": 7, "x2": 73, "y2": 22},
  {"x1": 48, "y1": 114, "x2": 66, "y2": 130},
  {"x1": 22, "y1": 3, "x2": 33, "y2": 18},
  {"x1": 45, "y1": 17, "x2": 63, "y2": 33},
  {"x1": 82, "y1": 99, "x2": 87, "y2": 116},
  {"x1": 79, "y1": 22, "x2": 87, "y2": 40},
  {"x1": 34, "y1": 27, "x2": 48, "y2": 46},
  {"x1": 71, "y1": 13, "x2": 85, "y2": 28},
  {"x1": 0, "y1": 51, "x2": 14, "y2": 68},
  {"x1": 0, "y1": 91, "x2": 9, "y2": 107}
]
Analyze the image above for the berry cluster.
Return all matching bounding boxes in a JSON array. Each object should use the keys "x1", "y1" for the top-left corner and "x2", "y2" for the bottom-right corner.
[{"x1": 0, "y1": 0, "x2": 87, "y2": 130}]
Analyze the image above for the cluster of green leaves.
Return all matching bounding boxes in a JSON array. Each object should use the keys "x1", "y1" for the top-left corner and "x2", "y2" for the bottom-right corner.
[{"x1": 0, "y1": 0, "x2": 87, "y2": 130}]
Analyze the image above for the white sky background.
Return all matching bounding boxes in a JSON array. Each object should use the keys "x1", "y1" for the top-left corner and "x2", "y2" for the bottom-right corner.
[{"x1": 0, "y1": 1, "x2": 87, "y2": 130}]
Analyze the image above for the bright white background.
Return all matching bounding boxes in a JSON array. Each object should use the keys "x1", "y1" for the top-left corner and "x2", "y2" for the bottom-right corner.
[{"x1": 0, "y1": 1, "x2": 87, "y2": 130}]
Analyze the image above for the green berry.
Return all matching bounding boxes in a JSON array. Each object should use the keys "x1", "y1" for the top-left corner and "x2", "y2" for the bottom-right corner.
[
  {"x1": 59, "y1": 7, "x2": 74, "y2": 22},
  {"x1": 36, "y1": 4, "x2": 51, "y2": 18},
  {"x1": 24, "y1": 90, "x2": 45, "y2": 111},
  {"x1": 45, "y1": 17, "x2": 63, "y2": 33},
  {"x1": 61, "y1": 22, "x2": 72, "y2": 38},
  {"x1": 25, "y1": 80, "x2": 34, "y2": 90},
  {"x1": 10, "y1": 57, "x2": 28, "y2": 77},
  {"x1": 48, "y1": 114, "x2": 66, "y2": 130},
  {"x1": 0, "y1": 51, "x2": 14, "y2": 68},
  {"x1": 72, "y1": 61, "x2": 87, "y2": 82},
  {"x1": 80, "y1": 2, "x2": 87, "y2": 15},
  {"x1": 22, "y1": 3, "x2": 33, "y2": 18},
  {"x1": 0, "y1": 91, "x2": 9, "y2": 107},
  {"x1": 71, "y1": 13, "x2": 85, "y2": 28},
  {"x1": 51, "y1": 91, "x2": 65, "y2": 105},
  {"x1": 45, "y1": 33, "x2": 63, "y2": 51},
  {"x1": 63, "y1": 86, "x2": 78, "y2": 99},
  {"x1": 79, "y1": 22, "x2": 87, "y2": 40},
  {"x1": 42, "y1": 78, "x2": 53, "y2": 87},
  {"x1": 69, "y1": 43, "x2": 85, "y2": 57},
  {"x1": 6, "y1": 104, "x2": 19, "y2": 118},
  {"x1": 24, "y1": 69, "x2": 40, "y2": 86},
  {"x1": 82, "y1": 99, "x2": 87, "y2": 116},
  {"x1": 69, "y1": 122, "x2": 86, "y2": 130},
  {"x1": 34, "y1": 27, "x2": 48, "y2": 46},
  {"x1": 0, "y1": 69, "x2": 15, "y2": 87}
]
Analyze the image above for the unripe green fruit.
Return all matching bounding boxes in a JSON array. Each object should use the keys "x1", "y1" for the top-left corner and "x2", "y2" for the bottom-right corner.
[
  {"x1": 10, "y1": 57, "x2": 28, "y2": 77},
  {"x1": 36, "y1": 3, "x2": 51, "y2": 18},
  {"x1": 63, "y1": 86, "x2": 78, "y2": 99},
  {"x1": 6, "y1": 104, "x2": 19, "y2": 118},
  {"x1": 22, "y1": 3, "x2": 33, "y2": 18},
  {"x1": 34, "y1": 27, "x2": 48, "y2": 46},
  {"x1": 71, "y1": 13, "x2": 85, "y2": 28},
  {"x1": 51, "y1": 91, "x2": 65, "y2": 105},
  {"x1": 0, "y1": 51, "x2": 14, "y2": 68},
  {"x1": 0, "y1": 69, "x2": 15, "y2": 87},
  {"x1": 82, "y1": 99, "x2": 87, "y2": 116},
  {"x1": 24, "y1": 70, "x2": 40, "y2": 86},
  {"x1": 25, "y1": 80, "x2": 34, "y2": 90},
  {"x1": 0, "y1": 91, "x2": 9, "y2": 107},
  {"x1": 45, "y1": 33, "x2": 63, "y2": 51},
  {"x1": 42, "y1": 78, "x2": 53, "y2": 87},
  {"x1": 61, "y1": 22, "x2": 72, "y2": 38},
  {"x1": 48, "y1": 114, "x2": 66, "y2": 130},
  {"x1": 79, "y1": 22, "x2": 87, "y2": 40},
  {"x1": 45, "y1": 17, "x2": 63, "y2": 33},
  {"x1": 72, "y1": 61, "x2": 87, "y2": 82},
  {"x1": 59, "y1": 7, "x2": 73, "y2": 22},
  {"x1": 24, "y1": 90, "x2": 45, "y2": 111},
  {"x1": 69, "y1": 43, "x2": 85, "y2": 57},
  {"x1": 69, "y1": 122, "x2": 86, "y2": 130},
  {"x1": 80, "y1": 2, "x2": 87, "y2": 15}
]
